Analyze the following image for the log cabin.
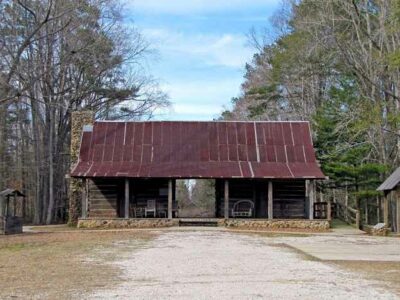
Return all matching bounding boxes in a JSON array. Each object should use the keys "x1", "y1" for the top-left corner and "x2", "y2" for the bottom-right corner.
[{"x1": 69, "y1": 112, "x2": 326, "y2": 227}]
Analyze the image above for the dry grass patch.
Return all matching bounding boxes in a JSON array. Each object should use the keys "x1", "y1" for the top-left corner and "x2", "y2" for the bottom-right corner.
[{"x1": 0, "y1": 230, "x2": 156, "y2": 299}]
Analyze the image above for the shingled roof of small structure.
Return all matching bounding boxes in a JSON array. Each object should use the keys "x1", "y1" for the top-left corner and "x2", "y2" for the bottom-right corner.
[
  {"x1": 71, "y1": 121, "x2": 325, "y2": 179},
  {"x1": 377, "y1": 166, "x2": 400, "y2": 191}
]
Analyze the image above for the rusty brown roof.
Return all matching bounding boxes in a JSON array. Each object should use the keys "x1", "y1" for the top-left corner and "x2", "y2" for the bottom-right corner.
[{"x1": 70, "y1": 121, "x2": 325, "y2": 179}]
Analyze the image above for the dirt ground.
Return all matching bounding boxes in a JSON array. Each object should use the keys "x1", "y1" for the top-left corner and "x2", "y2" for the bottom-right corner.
[
  {"x1": 0, "y1": 229, "x2": 156, "y2": 299},
  {"x1": 90, "y1": 229, "x2": 399, "y2": 299},
  {"x1": 0, "y1": 226, "x2": 400, "y2": 299}
]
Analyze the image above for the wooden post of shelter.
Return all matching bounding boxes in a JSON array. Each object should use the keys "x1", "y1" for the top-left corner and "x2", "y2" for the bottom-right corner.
[
  {"x1": 268, "y1": 181, "x2": 273, "y2": 219},
  {"x1": 396, "y1": 188, "x2": 400, "y2": 233},
  {"x1": 13, "y1": 195, "x2": 16, "y2": 217},
  {"x1": 0, "y1": 195, "x2": 3, "y2": 217},
  {"x1": 125, "y1": 179, "x2": 130, "y2": 219},
  {"x1": 383, "y1": 193, "x2": 389, "y2": 226},
  {"x1": 168, "y1": 179, "x2": 173, "y2": 219},
  {"x1": 345, "y1": 184, "x2": 349, "y2": 221},
  {"x1": 376, "y1": 196, "x2": 380, "y2": 223},
  {"x1": 224, "y1": 180, "x2": 229, "y2": 219}
]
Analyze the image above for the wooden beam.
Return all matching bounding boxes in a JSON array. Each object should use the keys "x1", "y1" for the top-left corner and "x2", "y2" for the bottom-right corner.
[
  {"x1": 327, "y1": 199, "x2": 332, "y2": 221},
  {"x1": 252, "y1": 182, "x2": 256, "y2": 218},
  {"x1": 168, "y1": 179, "x2": 173, "y2": 219},
  {"x1": 13, "y1": 195, "x2": 16, "y2": 217},
  {"x1": 0, "y1": 194, "x2": 3, "y2": 217},
  {"x1": 81, "y1": 178, "x2": 88, "y2": 219},
  {"x1": 306, "y1": 180, "x2": 315, "y2": 220},
  {"x1": 215, "y1": 180, "x2": 220, "y2": 217},
  {"x1": 396, "y1": 189, "x2": 400, "y2": 233},
  {"x1": 345, "y1": 184, "x2": 349, "y2": 222},
  {"x1": 224, "y1": 180, "x2": 229, "y2": 219},
  {"x1": 383, "y1": 193, "x2": 389, "y2": 226},
  {"x1": 124, "y1": 179, "x2": 129, "y2": 219},
  {"x1": 376, "y1": 196, "x2": 380, "y2": 223},
  {"x1": 355, "y1": 210, "x2": 360, "y2": 229},
  {"x1": 268, "y1": 181, "x2": 273, "y2": 219}
]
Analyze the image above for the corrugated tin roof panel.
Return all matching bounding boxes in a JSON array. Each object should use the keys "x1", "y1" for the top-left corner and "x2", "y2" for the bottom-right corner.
[{"x1": 71, "y1": 121, "x2": 325, "y2": 179}]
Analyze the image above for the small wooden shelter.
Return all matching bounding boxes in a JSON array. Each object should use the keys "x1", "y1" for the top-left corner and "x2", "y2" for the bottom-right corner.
[
  {"x1": 0, "y1": 189, "x2": 25, "y2": 234},
  {"x1": 377, "y1": 167, "x2": 400, "y2": 233}
]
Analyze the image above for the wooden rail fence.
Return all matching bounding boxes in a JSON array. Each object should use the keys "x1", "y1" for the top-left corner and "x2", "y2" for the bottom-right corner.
[{"x1": 336, "y1": 202, "x2": 360, "y2": 228}]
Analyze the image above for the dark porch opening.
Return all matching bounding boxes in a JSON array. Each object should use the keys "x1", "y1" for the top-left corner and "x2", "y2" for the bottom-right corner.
[
  {"x1": 86, "y1": 178, "x2": 310, "y2": 220},
  {"x1": 215, "y1": 179, "x2": 267, "y2": 218},
  {"x1": 87, "y1": 178, "x2": 178, "y2": 218},
  {"x1": 128, "y1": 179, "x2": 177, "y2": 218}
]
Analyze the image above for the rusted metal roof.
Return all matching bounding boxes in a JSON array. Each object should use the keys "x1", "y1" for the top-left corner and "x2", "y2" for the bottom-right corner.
[
  {"x1": 71, "y1": 121, "x2": 325, "y2": 179},
  {"x1": 377, "y1": 167, "x2": 400, "y2": 191}
]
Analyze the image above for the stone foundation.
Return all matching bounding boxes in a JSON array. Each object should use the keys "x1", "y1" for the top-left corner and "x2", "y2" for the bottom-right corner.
[
  {"x1": 78, "y1": 218, "x2": 179, "y2": 229},
  {"x1": 78, "y1": 218, "x2": 330, "y2": 230},
  {"x1": 223, "y1": 219, "x2": 330, "y2": 231}
]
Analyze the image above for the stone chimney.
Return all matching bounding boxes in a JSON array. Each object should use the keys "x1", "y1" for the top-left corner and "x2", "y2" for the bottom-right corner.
[{"x1": 68, "y1": 111, "x2": 94, "y2": 225}]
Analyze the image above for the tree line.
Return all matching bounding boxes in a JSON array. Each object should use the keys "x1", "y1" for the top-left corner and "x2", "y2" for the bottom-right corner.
[
  {"x1": 223, "y1": 0, "x2": 400, "y2": 212},
  {"x1": 0, "y1": 0, "x2": 169, "y2": 224}
]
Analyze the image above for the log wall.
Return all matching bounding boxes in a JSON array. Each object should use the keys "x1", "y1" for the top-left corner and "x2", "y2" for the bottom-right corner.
[
  {"x1": 88, "y1": 178, "x2": 121, "y2": 218},
  {"x1": 273, "y1": 180, "x2": 306, "y2": 219}
]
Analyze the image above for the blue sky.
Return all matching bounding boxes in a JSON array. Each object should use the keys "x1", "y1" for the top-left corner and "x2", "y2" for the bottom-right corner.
[{"x1": 125, "y1": 0, "x2": 280, "y2": 120}]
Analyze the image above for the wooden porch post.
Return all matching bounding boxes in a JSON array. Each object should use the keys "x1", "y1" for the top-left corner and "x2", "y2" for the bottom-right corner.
[
  {"x1": 268, "y1": 181, "x2": 273, "y2": 219},
  {"x1": 81, "y1": 178, "x2": 88, "y2": 219},
  {"x1": 168, "y1": 179, "x2": 173, "y2": 219},
  {"x1": 306, "y1": 180, "x2": 315, "y2": 220},
  {"x1": 224, "y1": 180, "x2": 229, "y2": 219},
  {"x1": 215, "y1": 180, "x2": 220, "y2": 217},
  {"x1": 124, "y1": 179, "x2": 129, "y2": 219}
]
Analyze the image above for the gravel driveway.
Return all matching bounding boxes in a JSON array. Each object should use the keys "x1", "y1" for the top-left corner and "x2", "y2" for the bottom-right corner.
[{"x1": 90, "y1": 229, "x2": 398, "y2": 299}]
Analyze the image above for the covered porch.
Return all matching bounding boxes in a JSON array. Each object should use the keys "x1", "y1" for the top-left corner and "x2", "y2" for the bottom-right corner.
[{"x1": 80, "y1": 177, "x2": 318, "y2": 221}]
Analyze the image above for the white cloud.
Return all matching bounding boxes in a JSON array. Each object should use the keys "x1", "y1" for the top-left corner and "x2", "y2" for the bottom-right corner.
[
  {"x1": 143, "y1": 28, "x2": 254, "y2": 68},
  {"x1": 153, "y1": 78, "x2": 241, "y2": 120},
  {"x1": 161, "y1": 79, "x2": 241, "y2": 103},
  {"x1": 155, "y1": 103, "x2": 224, "y2": 121},
  {"x1": 173, "y1": 104, "x2": 222, "y2": 115},
  {"x1": 128, "y1": 0, "x2": 280, "y2": 15}
]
